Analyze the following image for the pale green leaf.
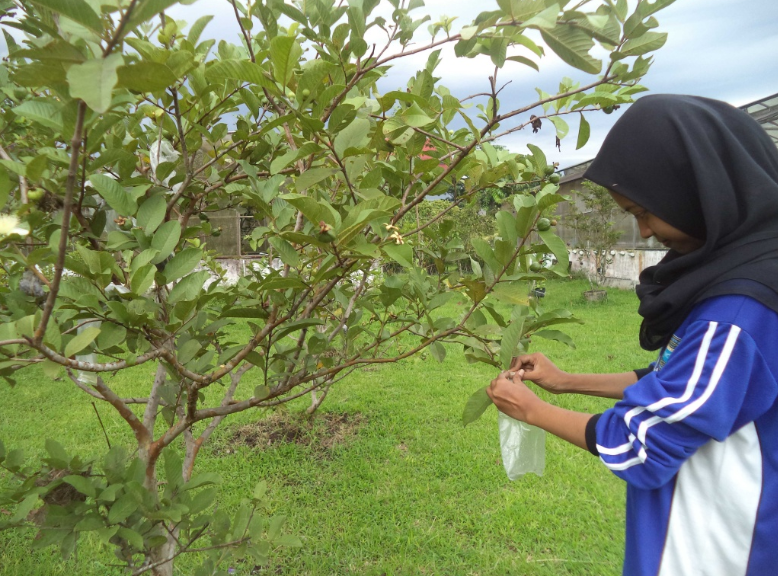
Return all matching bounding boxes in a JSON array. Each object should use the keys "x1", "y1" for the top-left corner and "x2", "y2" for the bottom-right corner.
[
  {"x1": 540, "y1": 25, "x2": 601, "y2": 74},
  {"x1": 29, "y1": 0, "x2": 102, "y2": 33},
  {"x1": 65, "y1": 326, "x2": 101, "y2": 357},
  {"x1": 67, "y1": 53, "x2": 123, "y2": 113},
  {"x1": 576, "y1": 113, "x2": 590, "y2": 149},
  {"x1": 97, "y1": 323, "x2": 127, "y2": 350},
  {"x1": 130, "y1": 264, "x2": 156, "y2": 294},
  {"x1": 12, "y1": 100, "x2": 63, "y2": 133},
  {"x1": 136, "y1": 195, "x2": 166, "y2": 234},
  {"x1": 205, "y1": 59, "x2": 275, "y2": 90},
  {"x1": 548, "y1": 116, "x2": 569, "y2": 139},
  {"x1": 334, "y1": 118, "x2": 371, "y2": 157},
  {"x1": 500, "y1": 316, "x2": 525, "y2": 369},
  {"x1": 150, "y1": 220, "x2": 181, "y2": 264},
  {"x1": 188, "y1": 14, "x2": 214, "y2": 45},
  {"x1": 168, "y1": 271, "x2": 209, "y2": 304},
  {"x1": 399, "y1": 102, "x2": 434, "y2": 128},
  {"x1": 538, "y1": 228, "x2": 570, "y2": 276},
  {"x1": 163, "y1": 248, "x2": 202, "y2": 282},
  {"x1": 90, "y1": 174, "x2": 137, "y2": 217},
  {"x1": 620, "y1": 31, "x2": 668, "y2": 57},
  {"x1": 270, "y1": 36, "x2": 303, "y2": 87},
  {"x1": 382, "y1": 243, "x2": 414, "y2": 268},
  {"x1": 117, "y1": 62, "x2": 177, "y2": 92},
  {"x1": 523, "y1": 3, "x2": 559, "y2": 30},
  {"x1": 268, "y1": 237, "x2": 300, "y2": 267},
  {"x1": 128, "y1": 0, "x2": 180, "y2": 27}
]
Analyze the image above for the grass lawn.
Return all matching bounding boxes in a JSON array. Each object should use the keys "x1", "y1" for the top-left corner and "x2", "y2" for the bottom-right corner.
[{"x1": 0, "y1": 277, "x2": 656, "y2": 575}]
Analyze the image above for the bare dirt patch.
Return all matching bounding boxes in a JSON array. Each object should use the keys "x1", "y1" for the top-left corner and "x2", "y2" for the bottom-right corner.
[{"x1": 219, "y1": 411, "x2": 365, "y2": 457}]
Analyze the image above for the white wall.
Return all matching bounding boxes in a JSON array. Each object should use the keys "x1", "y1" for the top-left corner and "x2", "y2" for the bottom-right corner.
[{"x1": 569, "y1": 249, "x2": 668, "y2": 289}]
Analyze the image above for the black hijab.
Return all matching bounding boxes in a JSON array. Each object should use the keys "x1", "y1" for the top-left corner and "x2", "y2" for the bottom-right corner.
[{"x1": 583, "y1": 94, "x2": 778, "y2": 351}]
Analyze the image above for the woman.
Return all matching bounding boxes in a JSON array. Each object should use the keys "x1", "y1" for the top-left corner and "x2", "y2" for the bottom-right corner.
[{"x1": 487, "y1": 94, "x2": 778, "y2": 576}]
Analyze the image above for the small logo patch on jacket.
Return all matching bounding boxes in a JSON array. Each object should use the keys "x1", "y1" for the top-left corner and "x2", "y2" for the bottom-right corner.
[{"x1": 655, "y1": 334, "x2": 681, "y2": 372}]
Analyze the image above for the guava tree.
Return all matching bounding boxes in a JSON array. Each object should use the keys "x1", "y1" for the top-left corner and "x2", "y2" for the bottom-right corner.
[
  {"x1": 566, "y1": 179, "x2": 624, "y2": 285},
  {"x1": 0, "y1": 0, "x2": 674, "y2": 573}
]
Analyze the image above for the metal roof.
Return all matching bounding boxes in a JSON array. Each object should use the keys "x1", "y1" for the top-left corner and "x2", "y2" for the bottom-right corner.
[
  {"x1": 739, "y1": 92, "x2": 778, "y2": 147},
  {"x1": 559, "y1": 92, "x2": 778, "y2": 176}
]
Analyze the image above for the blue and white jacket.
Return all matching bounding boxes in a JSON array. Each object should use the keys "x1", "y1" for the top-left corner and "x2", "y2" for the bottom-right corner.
[{"x1": 590, "y1": 293, "x2": 778, "y2": 576}]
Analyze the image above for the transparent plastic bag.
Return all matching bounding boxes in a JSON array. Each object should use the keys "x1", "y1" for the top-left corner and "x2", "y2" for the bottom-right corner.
[{"x1": 498, "y1": 411, "x2": 546, "y2": 480}]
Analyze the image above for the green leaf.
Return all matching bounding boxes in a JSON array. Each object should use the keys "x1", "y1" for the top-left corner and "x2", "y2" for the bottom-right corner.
[
  {"x1": 533, "y1": 329, "x2": 575, "y2": 348},
  {"x1": 108, "y1": 495, "x2": 138, "y2": 524},
  {"x1": 276, "y1": 534, "x2": 303, "y2": 548},
  {"x1": 117, "y1": 62, "x2": 177, "y2": 92},
  {"x1": 45, "y1": 439, "x2": 70, "y2": 467},
  {"x1": 29, "y1": 0, "x2": 102, "y2": 33},
  {"x1": 496, "y1": 210, "x2": 518, "y2": 247},
  {"x1": 189, "y1": 486, "x2": 217, "y2": 514},
  {"x1": 12, "y1": 100, "x2": 63, "y2": 133},
  {"x1": 382, "y1": 243, "x2": 414, "y2": 268},
  {"x1": 523, "y1": 3, "x2": 559, "y2": 30},
  {"x1": 295, "y1": 168, "x2": 338, "y2": 192},
  {"x1": 399, "y1": 102, "x2": 434, "y2": 128},
  {"x1": 183, "y1": 472, "x2": 221, "y2": 490},
  {"x1": 268, "y1": 237, "x2": 300, "y2": 267},
  {"x1": 90, "y1": 174, "x2": 137, "y2": 217},
  {"x1": 490, "y1": 283, "x2": 529, "y2": 306},
  {"x1": 10, "y1": 494, "x2": 40, "y2": 524},
  {"x1": 65, "y1": 326, "x2": 101, "y2": 357},
  {"x1": 188, "y1": 15, "x2": 214, "y2": 45},
  {"x1": 136, "y1": 195, "x2": 166, "y2": 234},
  {"x1": 130, "y1": 264, "x2": 156, "y2": 294},
  {"x1": 620, "y1": 31, "x2": 668, "y2": 57},
  {"x1": 168, "y1": 271, "x2": 210, "y2": 304},
  {"x1": 537, "y1": 228, "x2": 570, "y2": 276},
  {"x1": 500, "y1": 316, "x2": 525, "y2": 369},
  {"x1": 471, "y1": 238, "x2": 502, "y2": 274},
  {"x1": 205, "y1": 59, "x2": 275, "y2": 90},
  {"x1": 67, "y1": 53, "x2": 123, "y2": 113},
  {"x1": 548, "y1": 116, "x2": 569, "y2": 139},
  {"x1": 429, "y1": 341, "x2": 446, "y2": 363},
  {"x1": 576, "y1": 113, "x2": 590, "y2": 149},
  {"x1": 128, "y1": 0, "x2": 180, "y2": 27},
  {"x1": 117, "y1": 527, "x2": 144, "y2": 550},
  {"x1": 163, "y1": 248, "x2": 202, "y2": 282},
  {"x1": 462, "y1": 387, "x2": 493, "y2": 427},
  {"x1": 333, "y1": 118, "x2": 371, "y2": 157},
  {"x1": 97, "y1": 323, "x2": 127, "y2": 350},
  {"x1": 526, "y1": 143, "x2": 548, "y2": 176},
  {"x1": 63, "y1": 475, "x2": 97, "y2": 498},
  {"x1": 150, "y1": 220, "x2": 181, "y2": 264},
  {"x1": 270, "y1": 35, "x2": 303, "y2": 87},
  {"x1": 254, "y1": 385, "x2": 270, "y2": 400},
  {"x1": 540, "y1": 25, "x2": 601, "y2": 74}
]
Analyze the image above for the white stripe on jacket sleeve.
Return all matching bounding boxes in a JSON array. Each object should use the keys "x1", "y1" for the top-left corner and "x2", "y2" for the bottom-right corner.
[{"x1": 598, "y1": 322, "x2": 741, "y2": 471}]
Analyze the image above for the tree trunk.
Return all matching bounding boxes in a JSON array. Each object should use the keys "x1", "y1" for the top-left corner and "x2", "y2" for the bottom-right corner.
[{"x1": 148, "y1": 528, "x2": 179, "y2": 576}]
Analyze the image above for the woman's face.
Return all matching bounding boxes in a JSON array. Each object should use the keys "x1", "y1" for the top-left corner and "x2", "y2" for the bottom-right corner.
[{"x1": 609, "y1": 191, "x2": 704, "y2": 254}]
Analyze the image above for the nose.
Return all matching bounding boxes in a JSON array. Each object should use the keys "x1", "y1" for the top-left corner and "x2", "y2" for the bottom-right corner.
[{"x1": 636, "y1": 219, "x2": 653, "y2": 239}]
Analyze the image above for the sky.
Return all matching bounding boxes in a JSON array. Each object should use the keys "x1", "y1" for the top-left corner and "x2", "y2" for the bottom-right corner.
[{"x1": 3, "y1": 0, "x2": 778, "y2": 169}]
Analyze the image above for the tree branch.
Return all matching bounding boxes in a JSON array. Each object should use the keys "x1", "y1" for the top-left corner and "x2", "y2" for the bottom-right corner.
[{"x1": 34, "y1": 100, "x2": 87, "y2": 344}]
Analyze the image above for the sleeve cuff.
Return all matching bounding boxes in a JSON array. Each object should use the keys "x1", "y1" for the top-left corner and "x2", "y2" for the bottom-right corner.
[
  {"x1": 585, "y1": 414, "x2": 602, "y2": 456},
  {"x1": 633, "y1": 367, "x2": 652, "y2": 379}
]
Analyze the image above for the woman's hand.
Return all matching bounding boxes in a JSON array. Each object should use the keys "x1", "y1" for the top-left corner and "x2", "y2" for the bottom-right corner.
[
  {"x1": 510, "y1": 352, "x2": 569, "y2": 394},
  {"x1": 486, "y1": 369, "x2": 543, "y2": 424}
]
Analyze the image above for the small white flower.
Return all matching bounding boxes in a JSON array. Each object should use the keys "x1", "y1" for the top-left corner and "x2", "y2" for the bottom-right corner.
[{"x1": 0, "y1": 214, "x2": 28, "y2": 237}]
